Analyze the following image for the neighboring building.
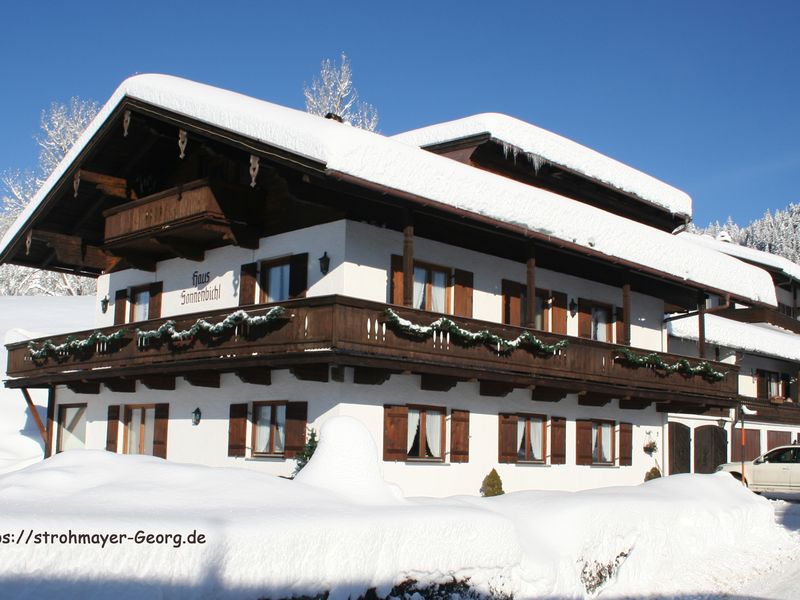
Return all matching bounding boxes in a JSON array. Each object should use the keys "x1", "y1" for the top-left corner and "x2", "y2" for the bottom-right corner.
[
  {"x1": 0, "y1": 75, "x2": 794, "y2": 496},
  {"x1": 666, "y1": 233, "x2": 800, "y2": 476}
]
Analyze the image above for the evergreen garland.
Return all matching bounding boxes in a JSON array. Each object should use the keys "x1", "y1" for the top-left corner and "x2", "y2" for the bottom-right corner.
[
  {"x1": 28, "y1": 328, "x2": 128, "y2": 363},
  {"x1": 137, "y1": 306, "x2": 287, "y2": 347},
  {"x1": 382, "y1": 308, "x2": 568, "y2": 356},
  {"x1": 614, "y1": 347, "x2": 727, "y2": 381}
]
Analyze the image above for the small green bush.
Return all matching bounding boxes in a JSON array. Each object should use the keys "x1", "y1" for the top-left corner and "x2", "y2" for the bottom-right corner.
[
  {"x1": 644, "y1": 466, "x2": 662, "y2": 482},
  {"x1": 292, "y1": 428, "x2": 318, "y2": 476},
  {"x1": 480, "y1": 468, "x2": 505, "y2": 497}
]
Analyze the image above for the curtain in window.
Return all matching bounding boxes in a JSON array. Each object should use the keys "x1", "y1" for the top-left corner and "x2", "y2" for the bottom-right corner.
[
  {"x1": 132, "y1": 290, "x2": 150, "y2": 321},
  {"x1": 268, "y1": 264, "x2": 290, "y2": 302},
  {"x1": 407, "y1": 408, "x2": 420, "y2": 454},
  {"x1": 530, "y1": 417, "x2": 543, "y2": 460},
  {"x1": 768, "y1": 373, "x2": 781, "y2": 397},
  {"x1": 143, "y1": 408, "x2": 155, "y2": 456},
  {"x1": 425, "y1": 411, "x2": 442, "y2": 458},
  {"x1": 430, "y1": 270, "x2": 446, "y2": 313},
  {"x1": 413, "y1": 268, "x2": 426, "y2": 310},
  {"x1": 591, "y1": 422, "x2": 599, "y2": 463},
  {"x1": 534, "y1": 295, "x2": 544, "y2": 330},
  {"x1": 517, "y1": 418, "x2": 527, "y2": 459},
  {"x1": 600, "y1": 422, "x2": 612, "y2": 462},
  {"x1": 592, "y1": 307, "x2": 609, "y2": 342},
  {"x1": 273, "y1": 404, "x2": 286, "y2": 453},
  {"x1": 128, "y1": 408, "x2": 142, "y2": 454},
  {"x1": 255, "y1": 406, "x2": 271, "y2": 453}
]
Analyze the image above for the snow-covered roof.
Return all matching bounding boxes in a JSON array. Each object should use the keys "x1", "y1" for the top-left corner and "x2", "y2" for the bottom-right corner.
[
  {"x1": 0, "y1": 75, "x2": 776, "y2": 306},
  {"x1": 392, "y1": 113, "x2": 693, "y2": 218},
  {"x1": 668, "y1": 314, "x2": 800, "y2": 363},
  {"x1": 679, "y1": 232, "x2": 800, "y2": 284}
]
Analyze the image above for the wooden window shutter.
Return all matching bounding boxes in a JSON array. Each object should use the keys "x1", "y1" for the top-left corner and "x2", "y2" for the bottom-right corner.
[
  {"x1": 781, "y1": 374, "x2": 791, "y2": 399},
  {"x1": 148, "y1": 282, "x2": 163, "y2": 319},
  {"x1": 756, "y1": 370, "x2": 767, "y2": 399},
  {"x1": 615, "y1": 307, "x2": 625, "y2": 345},
  {"x1": 550, "y1": 416, "x2": 566, "y2": 464},
  {"x1": 551, "y1": 291, "x2": 568, "y2": 335},
  {"x1": 153, "y1": 403, "x2": 169, "y2": 459},
  {"x1": 502, "y1": 279, "x2": 523, "y2": 326},
  {"x1": 498, "y1": 413, "x2": 519, "y2": 463},
  {"x1": 453, "y1": 269, "x2": 474, "y2": 318},
  {"x1": 106, "y1": 405, "x2": 120, "y2": 453},
  {"x1": 577, "y1": 299, "x2": 592, "y2": 339},
  {"x1": 239, "y1": 262, "x2": 258, "y2": 306},
  {"x1": 227, "y1": 403, "x2": 248, "y2": 457},
  {"x1": 576, "y1": 419, "x2": 593, "y2": 465},
  {"x1": 619, "y1": 422, "x2": 633, "y2": 466},
  {"x1": 390, "y1": 254, "x2": 404, "y2": 305},
  {"x1": 113, "y1": 289, "x2": 128, "y2": 325},
  {"x1": 284, "y1": 401, "x2": 308, "y2": 458},
  {"x1": 383, "y1": 404, "x2": 408, "y2": 461},
  {"x1": 450, "y1": 409, "x2": 470, "y2": 463},
  {"x1": 289, "y1": 253, "x2": 309, "y2": 298}
]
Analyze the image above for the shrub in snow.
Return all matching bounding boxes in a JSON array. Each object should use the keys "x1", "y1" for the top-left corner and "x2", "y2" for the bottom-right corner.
[
  {"x1": 479, "y1": 468, "x2": 504, "y2": 497},
  {"x1": 644, "y1": 466, "x2": 662, "y2": 482},
  {"x1": 292, "y1": 428, "x2": 318, "y2": 476},
  {"x1": 580, "y1": 549, "x2": 630, "y2": 595}
]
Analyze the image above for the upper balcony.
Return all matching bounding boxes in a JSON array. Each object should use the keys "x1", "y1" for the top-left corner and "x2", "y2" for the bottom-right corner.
[
  {"x1": 6, "y1": 296, "x2": 738, "y2": 409},
  {"x1": 102, "y1": 179, "x2": 261, "y2": 271}
]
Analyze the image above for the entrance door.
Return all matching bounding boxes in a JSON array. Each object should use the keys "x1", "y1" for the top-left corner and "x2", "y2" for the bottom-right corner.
[
  {"x1": 669, "y1": 422, "x2": 691, "y2": 475},
  {"x1": 694, "y1": 425, "x2": 728, "y2": 474},
  {"x1": 124, "y1": 405, "x2": 156, "y2": 455}
]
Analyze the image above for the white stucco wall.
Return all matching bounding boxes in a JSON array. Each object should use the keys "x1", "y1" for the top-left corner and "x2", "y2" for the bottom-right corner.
[{"x1": 55, "y1": 370, "x2": 664, "y2": 497}]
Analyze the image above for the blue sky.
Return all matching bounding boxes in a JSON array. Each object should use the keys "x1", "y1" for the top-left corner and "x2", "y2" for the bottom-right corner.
[{"x1": 1, "y1": 1, "x2": 798, "y2": 227}]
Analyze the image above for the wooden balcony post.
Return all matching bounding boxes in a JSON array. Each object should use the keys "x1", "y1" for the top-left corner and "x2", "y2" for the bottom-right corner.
[
  {"x1": 525, "y1": 245, "x2": 536, "y2": 328},
  {"x1": 698, "y1": 296, "x2": 707, "y2": 359},
  {"x1": 402, "y1": 216, "x2": 414, "y2": 307},
  {"x1": 622, "y1": 283, "x2": 631, "y2": 346}
]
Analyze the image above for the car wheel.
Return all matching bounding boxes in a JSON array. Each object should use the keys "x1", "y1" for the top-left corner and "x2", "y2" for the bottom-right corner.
[{"x1": 730, "y1": 472, "x2": 749, "y2": 487}]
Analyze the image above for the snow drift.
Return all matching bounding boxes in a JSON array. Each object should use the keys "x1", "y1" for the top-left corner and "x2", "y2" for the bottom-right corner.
[
  {"x1": 0, "y1": 416, "x2": 795, "y2": 599},
  {"x1": 0, "y1": 296, "x2": 94, "y2": 474}
]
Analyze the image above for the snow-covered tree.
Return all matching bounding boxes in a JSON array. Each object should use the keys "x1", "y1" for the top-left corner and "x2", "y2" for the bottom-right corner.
[
  {"x1": 304, "y1": 52, "x2": 378, "y2": 131},
  {"x1": 0, "y1": 97, "x2": 100, "y2": 296}
]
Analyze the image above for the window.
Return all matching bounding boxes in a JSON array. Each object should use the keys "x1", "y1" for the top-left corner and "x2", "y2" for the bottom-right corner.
[
  {"x1": 768, "y1": 372, "x2": 782, "y2": 398},
  {"x1": 129, "y1": 286, "x2": 150, "y2": 322},
  {"x1": 576, "y1": 419, "x2": 617, "y2": 465},
  {"x1": 124, "y1": 405, "x2": 156, "y2": 455},
  {"x1": 757, "y1": 370, "x2": 789, "y2": 400},
  {"x1": 516, "y1": 414, "x2": 546, "y2": 462},
  {"x1": 413, "y1": 262, "x2": 450, "y2": 313},
  {"x1": 763, "y1": 448, "x2": 798, "y2": 464},
  {"x1": 252, "y1": 402, "x2": 287, "y2": 455},
  {"x1": 501, "y1": 280, "x2": 550, "y2": 330},
  {"x1": 406, "y1": 406, "x2": 445, "y2": 460},
  {"x1": 259, "y1": 259, "x2": 291, "y2": 303},
  {"x1": 592, "y1": 421, "x2": 615, "y2": 464},
  {"x1": 57, "y1": 404, "x2": 87, "y2": 452},
  {"x1": 578, "y1": 299, "x2": 613, "y2": 342}
]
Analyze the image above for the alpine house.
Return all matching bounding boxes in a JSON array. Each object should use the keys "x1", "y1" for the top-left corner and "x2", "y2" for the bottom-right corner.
[{"x1": 1, "y1": 74, "x2": 794, "y2": 495}]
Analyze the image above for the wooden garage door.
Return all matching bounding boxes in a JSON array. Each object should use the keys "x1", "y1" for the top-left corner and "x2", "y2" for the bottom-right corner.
[
  {"x1": 669, "y1": 422, "x2": 691, "y2": 475},
  {"x1": 731, "y1": 428, "x2": 761, "y2": 462},
  {"x1": 694, "y1": 425, "x2": 728, "y2": 474},
  {"x1": 767, "y1": 430, "x2": 792, "y2": 450}
]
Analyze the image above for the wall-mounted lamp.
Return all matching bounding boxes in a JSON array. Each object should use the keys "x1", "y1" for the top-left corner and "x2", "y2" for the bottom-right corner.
[
  {"x1": 568, "y1": 298, "x2": 578, "y2": 317},
  {"x1": 100, "y1": 295, "x2": 110, "y2": 314},
  {"x1": 191, "y1": 407, "x2": 202, "y2": 426},
  {"x1": 717, "y1": 418, "x2": 727, "y2": 429},
  {"x1": 318, "y1": 251, "x2": 330, "y2": 275}
]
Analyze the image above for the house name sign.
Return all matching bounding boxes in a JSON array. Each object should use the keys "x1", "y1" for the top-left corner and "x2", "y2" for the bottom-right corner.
[{"x1": 180, "y1": 270, "x2": 223, "y2": 306}]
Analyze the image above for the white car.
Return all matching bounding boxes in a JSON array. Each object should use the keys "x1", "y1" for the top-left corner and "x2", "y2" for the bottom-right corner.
[{"x1": 716, "y1": 445, "x2": 800, "y2": 492}]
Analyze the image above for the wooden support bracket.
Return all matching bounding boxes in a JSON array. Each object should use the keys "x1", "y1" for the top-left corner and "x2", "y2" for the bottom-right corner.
[
  {"x1": 479, "y1": 380, "x2": 515, "y2": 397},
  {"x1": 353, "y1": 367, "x2": 396, "y2": 385},
  {"x1": 184, "y1": 372, "x2": 221, "y2": 388},
  {"x1": 234, "y1": 368, "x2": 271, "y2": 386},
  {"x1": 20, "y1": 388, "x2": 47, "y2": 443},
  {"x1": 420, "y1": 373, "x2": 461, "y2": 392},
  {"x1": 140, "y1": 375, "x2": 176, "y2": 390},
  {"x1": 101, "y1": 378, "x2": 136, "y2": 393},
  {"x1": 290, "y1": 364, "x2": 329, "y2": 383},
  {"x1": 66, "y1": 381, "x2": 100, "y2": 395}
]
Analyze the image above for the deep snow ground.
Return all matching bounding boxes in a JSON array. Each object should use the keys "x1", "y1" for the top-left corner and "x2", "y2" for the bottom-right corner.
[{"x1": 0, "y1": 417, "x2": 798, "y2": 600}]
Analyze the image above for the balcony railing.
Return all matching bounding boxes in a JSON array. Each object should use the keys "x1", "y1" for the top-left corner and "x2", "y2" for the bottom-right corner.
[{"x1": 5, "y1": 295, "x2": 738, "y2": 402}]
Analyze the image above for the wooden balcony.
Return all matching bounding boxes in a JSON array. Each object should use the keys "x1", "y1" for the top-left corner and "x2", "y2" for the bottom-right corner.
[
  {"x1": 5, "y1": 296, "x2": 738, "y2": 407},
  {"x1": 102, "y1": 179, "x2": 260, "y2": 268}
]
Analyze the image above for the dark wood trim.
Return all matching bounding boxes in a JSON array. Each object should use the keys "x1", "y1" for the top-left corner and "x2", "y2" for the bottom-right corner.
[
  {"x1": 101, "y1": 377, "x2": 136, "y2": 393},
  {"x1": 403, "y1": 221, "x2": 414, "y2": 307},
  {"x1": 290, "y1": 363, "x2": 329, "y2": 382},
  {"x1": 235, "y1": 368, "x2": 271, "y2": 386},
  {"x1": 106, "y1": 405, "x2": 120, "y2": 452},
  {"x1": 449, "y1": 409, "x2": 470, "y2": 463},
  {"x1": 227, "y1": 403, "x2": 248, "y2": 457},
  {"x1": 526, "y1": 246, "x2": 536, "y2": 328},
  {"x1": 66, "y1": 380, "x2": 100, "y2": 394},
  {"x1": 420, "y1": 373, "x2": 461, "y2": 392},
  {"x1": 184, "y1": 371, "x2": 220, "y2": 388},
  {"x1": 140, "y1": 375, "x2": 176, "y2": 390},
  {"x1": 45, "y1": 387, "x2": 56, "y2": 458},
  {"x1": 621, "y1": 283, "x2": 631, "y2": 346},
  {"x1": 479, "y1": 380, "x2": 515, "y2": 397},
  {"x1": 550, "y1": 416, "x2": 566, "y2": 464},
  {"x1": 698, "y1": 299, "x2": 706, "y2": 359},
  {"x1": 353, "y1": 366, "x2": 395, "y2": 385}
]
